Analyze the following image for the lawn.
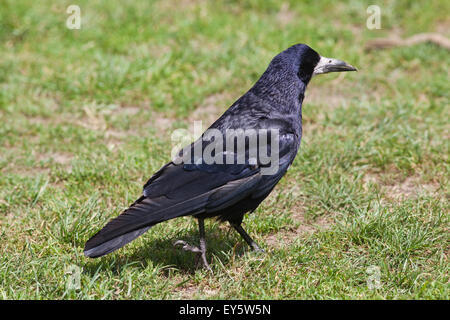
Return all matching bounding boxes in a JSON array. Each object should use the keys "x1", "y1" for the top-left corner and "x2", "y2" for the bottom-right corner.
[{"x1": 0, "y1": 0, "x2": 448, "y2": 299}]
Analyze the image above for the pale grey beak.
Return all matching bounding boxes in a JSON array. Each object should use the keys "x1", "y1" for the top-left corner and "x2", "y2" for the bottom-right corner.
[{"x1": 313, "y1": 56, "x2": 357, "y2": 76}]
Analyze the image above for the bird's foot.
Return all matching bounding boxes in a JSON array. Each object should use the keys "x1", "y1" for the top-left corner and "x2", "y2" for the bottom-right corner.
[
  {"x1": 173, "y1": 240, "x2": 212, "y2": 272},
  {"x1": 251, "y1": 244, "x2": 265, "y2": 253},
  {"x1": 173, "y1": 240, "x2": 202, "y2": 253}
]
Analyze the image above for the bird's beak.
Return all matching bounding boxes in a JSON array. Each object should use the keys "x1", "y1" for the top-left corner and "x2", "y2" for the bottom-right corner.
[{"x1": 313, "y1": 56, "x2": 357, "y2": 76}]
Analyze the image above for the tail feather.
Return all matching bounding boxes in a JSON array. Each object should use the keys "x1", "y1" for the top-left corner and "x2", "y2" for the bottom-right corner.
[
  {"x1": 84, "y1": 192, "x2": 212, "y2": 258},
  {"x1": 84, "y1": 226, "x2": 151, "y2": 258}
]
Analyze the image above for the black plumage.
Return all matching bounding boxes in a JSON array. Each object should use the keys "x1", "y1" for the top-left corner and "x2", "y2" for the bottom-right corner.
[{"x1": 84, "y1": 44, "x2": 356, "y2": 268}]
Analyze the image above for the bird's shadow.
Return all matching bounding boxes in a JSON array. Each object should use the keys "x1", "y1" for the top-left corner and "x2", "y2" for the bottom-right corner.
[{"x1": 83, "y1": 226, "x2": 250, "y2": 276}]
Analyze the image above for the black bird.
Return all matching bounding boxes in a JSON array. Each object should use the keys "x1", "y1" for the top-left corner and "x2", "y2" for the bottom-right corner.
[{"x1": 84, "y1": 43, "x2": 356, "y2": 270}]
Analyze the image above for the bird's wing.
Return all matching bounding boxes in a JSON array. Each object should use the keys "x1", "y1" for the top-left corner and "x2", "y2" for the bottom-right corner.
[
  {"x1": 140, "y1": 113, "x2": 299, "y2": 211},
  {"x1": 84, "y1": 148, "x2": 262, "y2": 257},
  {"x1": 251, "y1": 129, "x2": 297, "y2": 198}
]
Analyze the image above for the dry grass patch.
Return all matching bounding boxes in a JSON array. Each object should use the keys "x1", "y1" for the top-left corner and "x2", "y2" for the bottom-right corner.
[
  {"x1": 276, "y1": 3, "x2": 296, "y2": 27},
  {"x1": 363, "y1": 171, "x2": 441, "y2": 201},
  {"x1": 305, "y1": 81, "x2": 353, "y2": 109},
  {"x1": 188, "y1": 93, "x2": 230, "y2": 126},
  {"x1": 265, "y1": 210, "x2": 334, "y2": 249},
  {"x1": 148, "y1": 115, "x2": 177, "y2": 137}
]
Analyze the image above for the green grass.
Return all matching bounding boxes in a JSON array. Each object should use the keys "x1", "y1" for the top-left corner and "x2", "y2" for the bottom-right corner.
[{"x1": 0, "y1": 0, "x2": 449, "y2": 299}]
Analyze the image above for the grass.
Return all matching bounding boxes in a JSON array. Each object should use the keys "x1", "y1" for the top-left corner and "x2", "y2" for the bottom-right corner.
[{"x1": 0, "y1": 0, "x2": 449, "y2": 299}]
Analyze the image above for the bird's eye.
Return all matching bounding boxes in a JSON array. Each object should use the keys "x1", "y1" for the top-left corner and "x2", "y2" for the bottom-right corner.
[{"x1": 329, "y1": 59, "x2": 332, "y2": 63}]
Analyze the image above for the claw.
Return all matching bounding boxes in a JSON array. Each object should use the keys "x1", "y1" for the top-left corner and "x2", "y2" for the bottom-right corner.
[
  {"x1": 173, "y1": 239, "x2": 212, "y2": 272},
  {"x1": 173, "y1": 240, "x2": 201, "y2": 253},
  {"x1": 252, "y1": 245, "x2": 265, "y2": 253}
]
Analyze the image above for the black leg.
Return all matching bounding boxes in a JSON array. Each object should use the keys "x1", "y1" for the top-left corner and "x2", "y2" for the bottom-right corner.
[
  {"x1": 197, "y1": 218, "x2": 211, "y2": 271},
  {"x1": 174, "y1": 218, "x2": 212, "y2": 272},
  {"x1": 231, "y1": 223, "x2": 264, "y2": 252}
]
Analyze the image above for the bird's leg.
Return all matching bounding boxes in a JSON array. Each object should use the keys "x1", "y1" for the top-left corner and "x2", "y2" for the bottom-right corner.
[
  {"x1": 230, "y1": 223, "x2": 264, "y2": 253},
  {"x1": 197, "y1": 218, "x2": 211, "y2": 271},
  {"x1": 173, "y1": 218, "x2": 212, "y2": 272}
]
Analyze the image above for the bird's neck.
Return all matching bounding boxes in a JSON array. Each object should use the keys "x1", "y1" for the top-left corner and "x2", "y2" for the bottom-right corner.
[{"x1": 250, "y1": 72, "x2": 307, "y2": 115}]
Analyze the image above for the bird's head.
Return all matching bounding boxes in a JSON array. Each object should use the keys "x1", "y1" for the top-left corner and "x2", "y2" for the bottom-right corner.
[{"x1": 275, "y1": 43, "x2": 357, "y2": 83}]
